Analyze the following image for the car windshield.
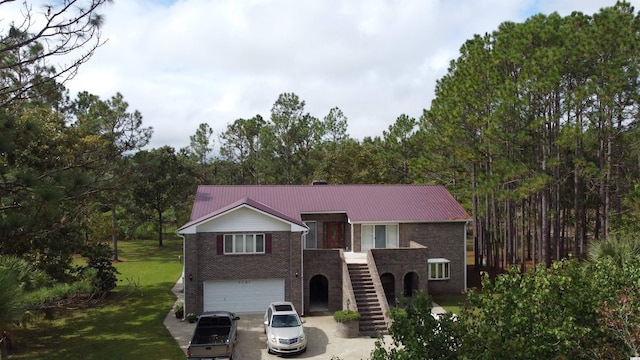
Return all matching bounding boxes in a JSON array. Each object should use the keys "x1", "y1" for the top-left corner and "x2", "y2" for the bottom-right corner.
[{"x1": 271, "y1": 314, "x2": 301, "y2": 328}]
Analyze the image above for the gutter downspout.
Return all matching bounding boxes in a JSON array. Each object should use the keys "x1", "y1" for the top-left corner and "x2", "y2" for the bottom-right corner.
[
  {"x1": 463, "y1": 221, "x2": 468, "y2": 291},
  {"x1": 178, "y1": 233, "x2": 186, "y2": 320},
  {"x1": 301, "y1": 229, "x2": 308, "y2": 316},
  {"x1": 347, "y1": 218, "x2": 353, "y2": 252}
]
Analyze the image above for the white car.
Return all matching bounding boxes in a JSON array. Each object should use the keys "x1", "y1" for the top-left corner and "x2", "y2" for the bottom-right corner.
[{"x1": 264, "y1": 301, "x2": 307, "y2": 355}]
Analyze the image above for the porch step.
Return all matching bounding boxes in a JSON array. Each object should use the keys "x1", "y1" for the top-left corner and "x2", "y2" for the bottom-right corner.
[{"x1": 347, "y1": 263, "x2": 387, "y2": 336}]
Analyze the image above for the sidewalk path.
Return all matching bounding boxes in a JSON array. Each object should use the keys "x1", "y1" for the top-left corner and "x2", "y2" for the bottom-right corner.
[
  {"x1": 432, "y1": 302, "x2": 447, "y2": 315},
  {"x1": 163, "y1": 276, "x2": 193, "y2": 355}
]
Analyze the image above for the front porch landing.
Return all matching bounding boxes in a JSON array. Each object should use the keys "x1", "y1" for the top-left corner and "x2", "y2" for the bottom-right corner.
[{"x1": 343, "y1": 251, "x2": 367, "y2": 264}]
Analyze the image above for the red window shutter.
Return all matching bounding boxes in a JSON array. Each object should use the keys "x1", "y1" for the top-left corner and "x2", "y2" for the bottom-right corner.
[
  {"x1": 217, "y1": 234, "x2": 224, "y2": 255},
  {"x1": 265, "y1": 234, "x2": 272, "y2": 254}
]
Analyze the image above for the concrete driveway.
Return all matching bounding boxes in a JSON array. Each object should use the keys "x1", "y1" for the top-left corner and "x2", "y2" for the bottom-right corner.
[
  {"x1": 165, "y1": 312, "x2": 382, "y2": 360},
  {"x1": 235, "y1": 313, "x2": 381, "y2": 360},
  {"x1": 164, "y1": 278, "x2": 387, "y2": 359}
]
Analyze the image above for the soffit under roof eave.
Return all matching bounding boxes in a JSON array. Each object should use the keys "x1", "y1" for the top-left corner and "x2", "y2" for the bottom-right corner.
[
  {"x1": 290, "y1": 224, "x2": 307, "y2": 232},
  {"x1": 179, "y1": 207, "x2": 308, "y2": 234},
  {"x1": 351, "y1": 219, "x2": 471, "y2": 224},
  {"x1": 181, "y1": 222, "x2": 305, "y2": 234},
  {"x1": 177, "y1": 226, "x2": 196, "y2": 235}
]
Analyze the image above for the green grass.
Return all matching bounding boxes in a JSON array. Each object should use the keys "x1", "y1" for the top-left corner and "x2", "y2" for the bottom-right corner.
[
  {"x1": 432, "y1": 294, "x2": 467, "y2": 314},
  {"x1": 9, "y1": 239, "x2": 185, "y2": 360}
]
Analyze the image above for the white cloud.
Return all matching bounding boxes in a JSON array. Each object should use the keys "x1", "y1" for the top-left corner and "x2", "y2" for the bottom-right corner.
[{"x1": 8, "y1": 0, "x2": 635, "y2": 151}]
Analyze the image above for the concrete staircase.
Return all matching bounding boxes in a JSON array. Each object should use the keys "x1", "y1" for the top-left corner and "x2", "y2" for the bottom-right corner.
[{"x1": 347, "y1": 263, "x2": 387, "y2": 336}]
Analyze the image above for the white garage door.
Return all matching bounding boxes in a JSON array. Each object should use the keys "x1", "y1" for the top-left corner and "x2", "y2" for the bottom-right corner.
[{"x1": 204, "y1": 279, "x2": 285, "y2": 313}]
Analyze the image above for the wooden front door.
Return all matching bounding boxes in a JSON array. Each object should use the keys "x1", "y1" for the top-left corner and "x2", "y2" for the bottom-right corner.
[{"x1": 324, "y1": 222, "x2": 345, "y2": 249}]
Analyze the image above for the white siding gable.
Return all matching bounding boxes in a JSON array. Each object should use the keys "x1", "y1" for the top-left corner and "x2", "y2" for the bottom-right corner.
[{"x1": 197, "y1": 206, "x2": 291, "y2": 233}]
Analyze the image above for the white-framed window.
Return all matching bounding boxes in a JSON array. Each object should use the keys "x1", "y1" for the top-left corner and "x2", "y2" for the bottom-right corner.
[
  {"x1": 361, "y1": 224, "x2": 399, "y2": 252},
  {"x1": 304, "y1": 221, "x2": 317, "y2": 249},
  {"x1": 428, "y1": 258, "x2": 450, "y2": 280},
  {"x1": 224, "y1": 233, "x2": 265, "y2": 254}
]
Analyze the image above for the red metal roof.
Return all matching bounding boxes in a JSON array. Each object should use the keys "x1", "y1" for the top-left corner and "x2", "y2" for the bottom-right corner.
[{"x1": 183, "y1": 185, "x2": 470, "y2": 229}]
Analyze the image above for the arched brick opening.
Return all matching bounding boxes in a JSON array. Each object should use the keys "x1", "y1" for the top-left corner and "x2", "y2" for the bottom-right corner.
[
  {"x1": 403, "y1": 271, "x2": 419, "y2": 298},
  {"x1": 380, "y1": 272, "x2": 395, "y2": 307},
  {"x1": 309, "y1": 274, "x2": 329, "y2": 311}
]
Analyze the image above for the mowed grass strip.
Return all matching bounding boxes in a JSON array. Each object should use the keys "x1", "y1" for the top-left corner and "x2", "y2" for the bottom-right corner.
[
  {"x1": 10, "y1": 238, "x2": 186, "y2": 360},
  {"x1": 432, "y1": 294, "x2": 466, "y2": 314}
]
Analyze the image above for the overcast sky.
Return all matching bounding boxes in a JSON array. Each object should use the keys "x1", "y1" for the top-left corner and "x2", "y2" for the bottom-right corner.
[{"x1": 8, "y1": 0, "x2": 640, "y2": 151}]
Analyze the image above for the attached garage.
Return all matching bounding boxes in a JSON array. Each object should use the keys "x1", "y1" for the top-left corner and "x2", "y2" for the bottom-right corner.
[{"x1": 203, "y1": 279, "x2": 285, "y2": 313}]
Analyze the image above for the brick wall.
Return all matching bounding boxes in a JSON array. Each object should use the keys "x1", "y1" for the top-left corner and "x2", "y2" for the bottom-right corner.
[
  {"x1": 353, "y1": 224, "x2": 362, "y2": 252},
  {"x1": 303, "y1": 249, "x2": 343, "y2": 314},
  {"x1": 183, "y1": 233, "x2": 198, "y2": 315},
  {"x1": 371, "y1": 245, "x2": 429, "y2": 302},
  {"x1": 349, "y1": 222, "x2": 466, "y2": 295},
  {"x1": 367, "y1": 253, "x2": 391, "y2": 324},
  {"x1": 183, "y1": 220, "x2": 466, "y2": 315},
  {"x1": 341, "y1": 255, "x2": 357, "y2": 313},
  {"x1": 403, "y1": 222, "x2": 467, "y2": 294},
  {"x1": 183, "y1": 230, "x2": 303, "y2": 314}
]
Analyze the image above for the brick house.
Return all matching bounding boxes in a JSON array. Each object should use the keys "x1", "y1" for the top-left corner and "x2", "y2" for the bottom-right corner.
[{"x1": 178, "y1": 184, "x2": 470, "y2": 334}]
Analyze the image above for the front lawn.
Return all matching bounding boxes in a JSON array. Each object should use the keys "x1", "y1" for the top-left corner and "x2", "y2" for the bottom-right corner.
[
  {"x1": 432, "y1": 294, "x2": 466, "y2": 314},
  {"x1": 9, "y1": 238, "x2": 185, "y2": 360}
]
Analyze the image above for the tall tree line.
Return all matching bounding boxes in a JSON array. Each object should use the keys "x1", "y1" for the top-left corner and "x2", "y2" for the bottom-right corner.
[
  {"x1": 3, "y1": 0, "x2": 640, "y2": 284},
  {"x1": 211, "y1": 93, "x2": 421, "y2": 186},
  {"x1": 208, "y1": 2, "x2": 640, "y2": 271},
  {"x1": 417, "y1": 2, "x2": 640, "y2": 269}
]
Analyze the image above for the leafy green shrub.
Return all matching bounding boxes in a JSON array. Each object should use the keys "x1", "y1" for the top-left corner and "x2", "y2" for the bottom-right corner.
[
  {"x1": 372, "y1": 292, "x2": 460, "y2": 360},
  {"x1": 174, "y1": 302, "x2": 184, "y2": 313},
  {"x1": 0, "y1": 256, "x2": 48, "y2": 291},
  {"x1": 79, "y1": 243, "x2": 119, "y2": 297},
  {"x1": 333, "y1": 310, "x2": 361, "y2": 323},
  {"x1": 371, "y1": 243, "x2": 640, "y2": 359},
  {"x1": 0, "y1": 264, "x2": 25, "y2": 326},
  {"x1": 187, "y1": 312, "x2": 197, "y2": 323}
]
